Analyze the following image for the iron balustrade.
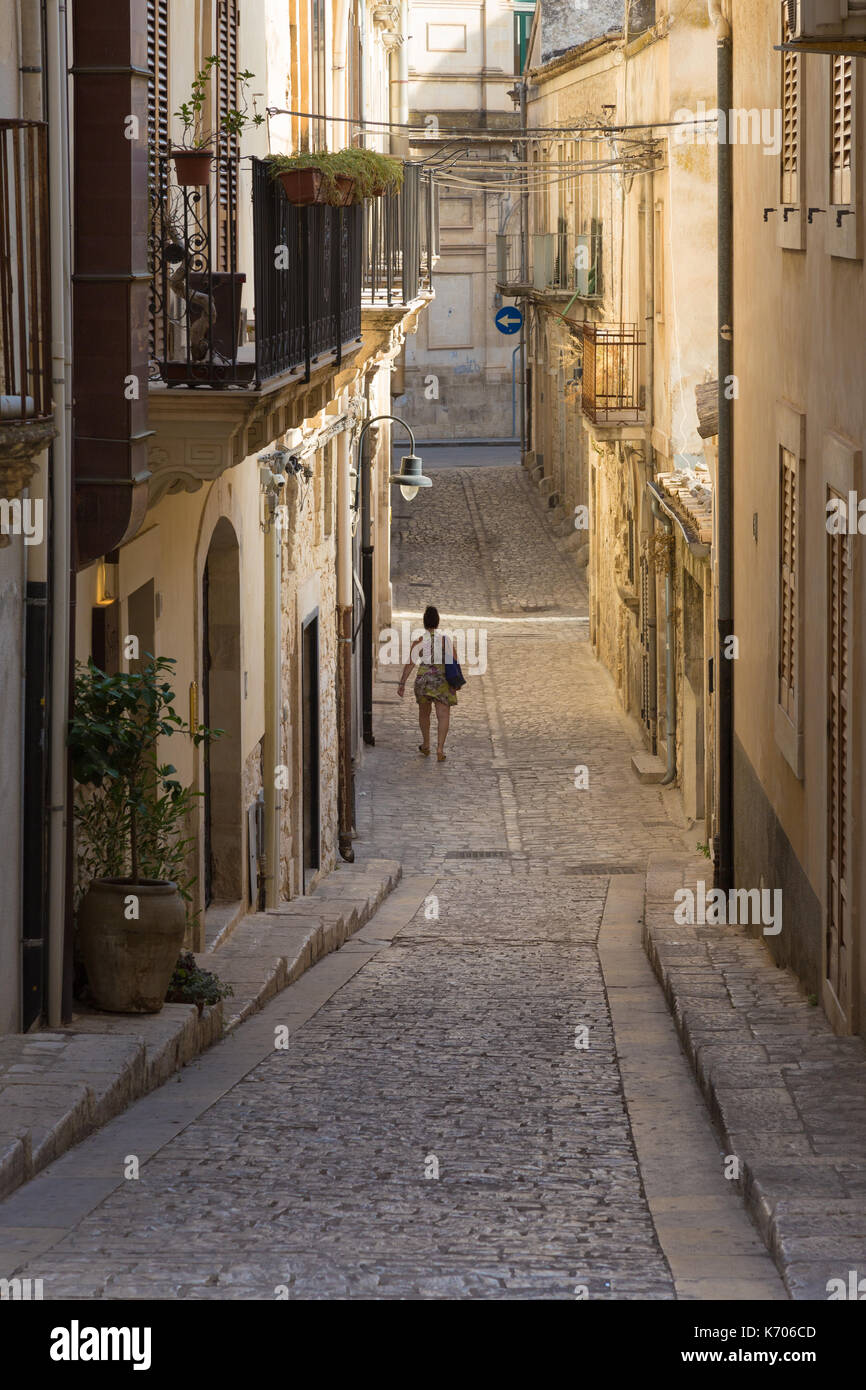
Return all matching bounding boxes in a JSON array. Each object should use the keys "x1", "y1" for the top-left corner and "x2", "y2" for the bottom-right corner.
[
  {"x1": 362, "y1": 164, "x2": 432, "y2": 306},
  {"x1": 496, "y1": 226, "x2": 603, "y2": 298},
  {"x1": 581, "y1": 323, "x2": 645, "y2": 424},
  {"x1": 150, "y1": 155, "x2": 362, "y2": 388},
  {"x1": 0, "y1": 121, "x2": 51, "y2": 420}
]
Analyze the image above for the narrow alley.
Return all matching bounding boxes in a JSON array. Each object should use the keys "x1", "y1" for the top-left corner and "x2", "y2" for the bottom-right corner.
[{"x1": 0, "y1": 464, "x2": 784, "y2": 1300}]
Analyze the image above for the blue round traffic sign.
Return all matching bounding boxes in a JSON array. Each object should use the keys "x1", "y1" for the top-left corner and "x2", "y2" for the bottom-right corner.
[{"x1": 494, "y1": 305, "x2": 523, "y2": 335}]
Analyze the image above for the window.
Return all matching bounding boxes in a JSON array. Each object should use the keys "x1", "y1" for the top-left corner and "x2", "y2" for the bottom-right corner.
[
  {"x1": 778, "y1": 447, "x2": 799, "y2": 723},
  {"x1": 514, "y1": 8, "x2": 534, "y2": 76},
  {"x1": 831, "y1": 54, "x2": 853, "y2": 206},
  {"x1": 781, "y1": 5, "x2": 801, "y2": 206},
  {"x1": 310, "y1": 0, "x2": 328, "y2": 149}
]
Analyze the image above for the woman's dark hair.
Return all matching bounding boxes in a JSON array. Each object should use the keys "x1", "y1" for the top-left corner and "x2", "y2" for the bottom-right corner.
[{"x1": 423, "y1": 605, "x2": 439, "y2": 631}]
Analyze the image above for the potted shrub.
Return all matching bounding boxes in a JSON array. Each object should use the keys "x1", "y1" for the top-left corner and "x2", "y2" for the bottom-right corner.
[
  {"x1": 172, "y1": 57, "x2": 264, "y2": 185},
  {"x1": 332, "y1": 148, "x2": 404, "y2": 201},
  {"x1": 70, "y1": 656, "x2": 219, "y2": 1014},
  {"x1": 267, "y1": 151, "x2": 356, "y2": 207}
]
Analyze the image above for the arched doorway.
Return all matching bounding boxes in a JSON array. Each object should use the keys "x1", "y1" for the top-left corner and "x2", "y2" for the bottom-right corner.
[{"x1": 202, "y1": 518, "x2": 242, "y2": 906}]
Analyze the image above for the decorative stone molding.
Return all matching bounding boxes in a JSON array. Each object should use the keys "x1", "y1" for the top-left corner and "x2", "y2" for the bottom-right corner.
[
  {"x1": 0, "y1": 418, "x2": 56, "y2": 500},
  {"x1": 372, "y1": 3, "x2": 401, "y2": 31}
]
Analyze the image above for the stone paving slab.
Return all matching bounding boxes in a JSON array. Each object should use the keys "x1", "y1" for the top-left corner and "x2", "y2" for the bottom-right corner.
[
  {"x1": 0, "y1": 857, "x2": 400, "y2": 1204},
  {"x1": 643, "y1": 851, "x2": 866, "y2": 1300}
]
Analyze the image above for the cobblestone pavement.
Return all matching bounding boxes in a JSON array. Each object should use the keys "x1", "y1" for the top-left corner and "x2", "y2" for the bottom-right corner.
[{"x1": 4, "y1": 464, "x2": 725, "y2": 1300}]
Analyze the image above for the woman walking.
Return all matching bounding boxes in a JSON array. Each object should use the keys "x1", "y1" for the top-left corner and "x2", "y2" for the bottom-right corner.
[{"x1": 397, "y1": 605, "x2": 459, "y2": 762}]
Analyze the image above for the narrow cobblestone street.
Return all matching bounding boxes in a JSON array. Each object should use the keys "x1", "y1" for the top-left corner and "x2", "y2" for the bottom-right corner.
[{"x1": 0, "y1": 464, "x2": 784, "y2": 1300}]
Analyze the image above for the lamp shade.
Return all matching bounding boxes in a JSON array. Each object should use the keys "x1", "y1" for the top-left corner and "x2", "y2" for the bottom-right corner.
[{"x1": 389, "y1": 454, "x2": 432, "y2": 501}]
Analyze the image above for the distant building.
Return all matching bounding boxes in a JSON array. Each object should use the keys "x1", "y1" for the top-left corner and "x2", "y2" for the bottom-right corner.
[{"x1": 398, "y1": 1, "x2": 535, "y2": 440}]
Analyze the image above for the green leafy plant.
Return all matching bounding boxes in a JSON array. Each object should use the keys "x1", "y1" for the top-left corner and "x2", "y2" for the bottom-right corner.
[
  {"x1": 697, "y1": 841, "x2": 711, "y2": 859},
  {"x1": 69, "y1": 657, "x2": 220, "y2": 919},
  {"x1": 266, "y1": 147, "x2": 403, "y2": 203},
  {"x1": 174, "y1": 56, "x2": 264, "y2": 150},
  {"x1": 330, "y1": 148, "x2": 404, "y2": 200},
  {"x1": 220, "y1": 67, "x2": 265, "y2": 139},
  {"x1": 165, "y1": 951, "x2": 234, "y2": 1013}
]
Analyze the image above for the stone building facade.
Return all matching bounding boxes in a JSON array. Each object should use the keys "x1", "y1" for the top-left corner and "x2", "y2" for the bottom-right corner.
[{"x1": 509, "y1": 0, "x2": 718, "y2": 849}]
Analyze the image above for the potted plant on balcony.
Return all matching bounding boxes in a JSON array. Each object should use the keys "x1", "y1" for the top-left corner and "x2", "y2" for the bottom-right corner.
[
  {"x1": 267, "y1": 151, "x2": 356, "y2": 207},
  {"x1": 172, "y1": 56, "x2": 264, "y2": 185},
  {"x1": 332, "y1": 148, "x2": 404, "y2": 201},
  {"x1": 70, "y1": 656, "x2": 219, "y2": 1013}
]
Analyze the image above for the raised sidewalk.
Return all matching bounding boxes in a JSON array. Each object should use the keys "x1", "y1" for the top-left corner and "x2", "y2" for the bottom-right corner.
[
  {"x1": 0, "y1": 857, "x2": 400, "y2": 1202},
  {"x1": 644, "y1": 852, "x2": 866, "y2": 1299}
]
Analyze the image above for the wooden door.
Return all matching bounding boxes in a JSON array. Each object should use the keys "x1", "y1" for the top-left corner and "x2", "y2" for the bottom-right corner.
[{"x1": 826, "y1": 496, "x2": 853, "y2": 1029}]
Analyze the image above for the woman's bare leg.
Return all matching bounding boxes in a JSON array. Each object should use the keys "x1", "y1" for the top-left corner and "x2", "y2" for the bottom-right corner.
[
  {"x1": 434, "y1": 700, "x2": 450, "y2": 756},
  {"x1": 418, "y1": 700, "x2": 432, "y2": 750}
]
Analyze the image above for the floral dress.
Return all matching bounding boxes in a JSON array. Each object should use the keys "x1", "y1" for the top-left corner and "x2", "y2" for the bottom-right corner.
[{"x1": 412, "y1": 630, "x2": 458, "y2": 707}]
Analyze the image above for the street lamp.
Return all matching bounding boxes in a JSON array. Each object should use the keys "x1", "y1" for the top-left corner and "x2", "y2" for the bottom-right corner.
[
  {"x1": 354, "y1": 412, "x2": 431, "y2": 747},
  {"x1": 354, "y1": 413, "x2": 432, "y2": 506}
]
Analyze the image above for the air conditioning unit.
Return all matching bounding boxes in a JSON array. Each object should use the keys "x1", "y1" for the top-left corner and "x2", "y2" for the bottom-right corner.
[{"x1": 788, "y1": 0, "x2": 866, "y2": 40}]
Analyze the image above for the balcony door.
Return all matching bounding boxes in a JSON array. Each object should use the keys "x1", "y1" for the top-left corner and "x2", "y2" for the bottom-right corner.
[{"x1": 202, "y1": 519, "x2": 243, "y2": 907}]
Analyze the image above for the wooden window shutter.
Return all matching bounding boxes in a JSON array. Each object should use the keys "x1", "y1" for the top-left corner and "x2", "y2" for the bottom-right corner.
[
  {"x1": 217, "y1": 0, "x2": 239, "y2": 271},
  {"x1": 827, "y1": 502, "x2": 852, "y2": 1016},
  {"x1": 778, "y1": 447, "x2": 799, "y2": 722},
  {"x1": 832, "y1": 54, "x2": 853, "y2": 206},
  {"x1": 146, "y1": 0, "x2": 170, "y2": 198},
  {"x1": 781, "y1": 6, "x2": 800, "y2": 205}
]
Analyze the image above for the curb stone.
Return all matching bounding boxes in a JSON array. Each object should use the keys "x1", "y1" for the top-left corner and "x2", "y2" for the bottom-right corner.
[{"x1": 642, "y1": 851, "x2": 866, "y2": 1300}]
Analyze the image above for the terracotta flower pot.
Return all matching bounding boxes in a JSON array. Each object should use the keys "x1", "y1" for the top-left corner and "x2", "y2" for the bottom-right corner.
[
  {"x1": 277, "y1": 166, "x2": 325, "y2": 205},
  {"x1": 330, "y1": 175, "x2": 356, "y2": 206},
  {"x1": 78, "y1": 878, "x2": 187, "y2": 1013},
  {"x1": 171, "y1": 148, "x2": 214, "y2": 185}
]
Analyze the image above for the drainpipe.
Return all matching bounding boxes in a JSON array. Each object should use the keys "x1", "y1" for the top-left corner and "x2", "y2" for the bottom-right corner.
[
  {"x1": 709, "y1": 0, "x2": 733, "y2": 891},
  {"x1": 360, "y1": 419, "x2": 375, "y2": 745},
  {"x1": 336, "y1": 408, "x2": 355, "y2": 859},
  {"x1": 518, "y1": 75, "x2": 529, "y2": 455},
  {"x1": 644, "y1": 171, "x2": 658, "y2": 749},
  {"x1": 45, "y1": 0, "x2": 72, "y2": 1026},
  {"x1": 261, "y1": 463, "x2": 283, "y2": 910},
  {"x1": 644, "y1": 168, "x2": 654, "y2": 437}
]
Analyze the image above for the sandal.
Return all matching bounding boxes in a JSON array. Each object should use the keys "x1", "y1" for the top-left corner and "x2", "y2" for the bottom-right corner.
[
  {"x1": 437, "y1": 751, "x2": 446, "y2": 762},
  {"x1": 418, "y1": 744, "x2": 430, "y2": 756}
]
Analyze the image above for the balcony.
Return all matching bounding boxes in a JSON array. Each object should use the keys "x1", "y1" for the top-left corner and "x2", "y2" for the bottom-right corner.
[
  {"x1": 496, "y1": 227, "x2": 603, "y2": 303},
  {"x1": 362, "y1": 164, "x2": 435, "y2": 309},
  {"x1": 150, "y1": 155, "x2": 362, "y2": 391},
  {"x1": 0, "y1": 120, "x2": 55, "y2": 501},
  {"x1": 146, "y1": 157, "x2": 432, "y2": 502},
  {"x1": 581, "y1": 324, "x2": 645, "y2": 427}
]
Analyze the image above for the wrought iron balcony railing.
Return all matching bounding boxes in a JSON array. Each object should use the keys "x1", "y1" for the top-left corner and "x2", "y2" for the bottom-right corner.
[
  {"x1": 362, "y1": 165, "x2": 435, "y2": 307},
  {"x1": 149, "y1": 155, "x2": 362, "y2": 389},
  {"x1": 0, "y1": 121, "x2": 52, "y2": 422},
  {"x1": 581, "y1": 323, "x2": 645, "y2": 425},
  {"x1": 496, "y1": 225, "x2": 603, "y2": 299}
]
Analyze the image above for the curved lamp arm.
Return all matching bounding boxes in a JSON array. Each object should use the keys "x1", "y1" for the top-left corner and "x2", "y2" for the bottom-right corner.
[{"x1": 353, "y1": 413, "x2": 417, "y2": 513}]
